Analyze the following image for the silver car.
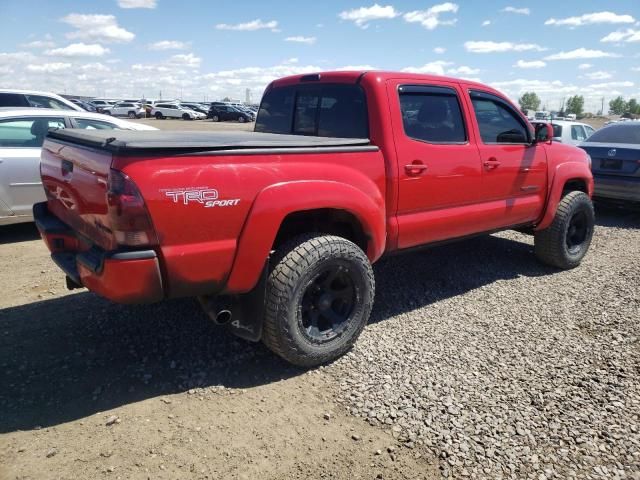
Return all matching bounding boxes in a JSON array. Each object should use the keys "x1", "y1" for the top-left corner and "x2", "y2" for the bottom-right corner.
[{"x1": 0, "y1": 108, "x2": 156, "y2": 226}]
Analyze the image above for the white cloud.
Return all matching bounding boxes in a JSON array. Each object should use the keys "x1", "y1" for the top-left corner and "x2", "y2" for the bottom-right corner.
[
  {"x1": 285, "y1": 36, "x2": 317, "y2": 44},
  {"x1": 433, "y1": 47, "x2": 446, "y2": 54},
  {"x1": 62, "y1": 14, "x2": 135, "y2": 43},
  {"x1": 584, "y1": 71, "x2": 612, "y2": 80},
  {"x1": 0, "y1": 65, "x2": 14, "y2": 75},
  {"x1": 632, "y1": 66, "x2": 640, "y2": 72},
  {"x1": 588, "y1": 81, "x2": 633, "y2": 89},
  {"x1": 545, "y1": 11, "x2": 635, "y2": 27},
  {"x1": 545, "y1": 48, "x2": 620, "y2": 60},
  {"x1": 26, "y1": 62, "x2": 72, "y2": 73},
  {"x1": 482, "y1": 20, "x2": 491, "y2": 26},
  {"x1": 514, "y1": 59, "x2": 547, "y2": 69},
  {"x1": 448, "y1": 65, "x2": 480, "y2": 75},
  {"x1": 338, "y1": 4, "x2": 399, "y2": 28},
  {"x1": 578, "y1": 63, "x2": 593, "y2": 70},
  {"x1": 167, "y1": 53, "x2": 201, "y2": 68},
  {"x1": 601, "y1": 28, "x2": 640, "y2": 43},
  {"x1": 335, "y1": 65, "x2": 377, "y2": 71},
  {"x1": 403, "y1": 2, "x2": 458, "y2": 30},
  {"x1": 147, "y1": 40, "x2": 190, "y2": 50},
  {"x1": 215, "y1": 19, "x2": 279, "y2": 32},
  {"x1": 80, "y1": 62, "x2": 111, "y2": 73},
  {"x1": 502, "y1": 6, "x2": 530, "y2": 15},
  {"x1": 20, "y1": 40, "x2": 56, "y2": 49},
  {"x1": 283, "y1": 57, "x2": 298, "y2": 64},
  {"x1": 45, "y1": 43, "x2": 110, "y2": 57},
  {"x1": 402, "y1": 61, "x2": 451, "y2": 75},
  {"x1": 464, "y1": 41, "x2": 546, "y2": 53},
  {"x1": 117, "y1": 0, "x2": 157, "y2": 8},
  {"x1": 0, "y1": 51, "x2": 36, "y2": 64}
]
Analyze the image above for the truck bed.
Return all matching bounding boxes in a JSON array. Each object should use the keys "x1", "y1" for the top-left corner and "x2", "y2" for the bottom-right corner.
[{"x1": 46, "y1": 129, "x2": 374, "y2": 154}]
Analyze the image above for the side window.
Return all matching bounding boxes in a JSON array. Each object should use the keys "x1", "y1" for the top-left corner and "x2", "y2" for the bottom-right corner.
[
  {"x1": 584, "y1": 125, "x2": 595, "y2": 138},
  {"x1": 471, "y1": 92, "x2": 529, "y2": 144},
  {"x1": 74, "y1": 118, "x2": 119, "y2": 130},
  {"x1": 571, "y1": 125, "x2": 587, "y2": 141},
  {"x1": 0, "y1": 93, "x2": 30, "y2": 107},
  {"x1": 25, "y1": 95, "x2": 73, "y2": 110},
  {"x1": 399, "y1": 86, "x2": 466, "y2": 143},
  {"x1": 0, "y1": 117, "x2": 65, "y2": 147}
]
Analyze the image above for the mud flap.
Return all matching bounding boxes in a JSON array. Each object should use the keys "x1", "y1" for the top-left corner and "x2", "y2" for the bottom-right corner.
[{"x1": 199, "y1": 261, "x2": 268, "y2": 342}]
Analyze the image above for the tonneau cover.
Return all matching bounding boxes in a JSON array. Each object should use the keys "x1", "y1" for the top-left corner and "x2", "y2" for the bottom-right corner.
[{"x1": 45, "y1": 129, "x2": 372, "y2": 154}]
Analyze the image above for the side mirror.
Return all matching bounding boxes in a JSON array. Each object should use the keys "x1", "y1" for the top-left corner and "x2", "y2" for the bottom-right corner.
[{"x1": 533, "y1": 123, "x2": 553, "y2": 144}]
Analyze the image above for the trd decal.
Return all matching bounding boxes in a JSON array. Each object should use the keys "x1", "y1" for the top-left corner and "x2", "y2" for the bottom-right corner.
[{"x1": 161, "y1": 187, "x2": 240, "y2": 208}]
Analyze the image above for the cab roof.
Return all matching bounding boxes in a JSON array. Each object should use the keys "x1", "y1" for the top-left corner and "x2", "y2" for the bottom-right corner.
[{"x1": 269, "y1": 70, "x2": 500, "y2": 96}]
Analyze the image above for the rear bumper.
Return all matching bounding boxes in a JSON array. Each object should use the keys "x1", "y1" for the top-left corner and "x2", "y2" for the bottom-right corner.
[
  {"x1": 593, "y1": 175, "x2": 640, "y2": 203},
  {"x1": 34, "y1": 202, "x2": 164, "y2": 304}
]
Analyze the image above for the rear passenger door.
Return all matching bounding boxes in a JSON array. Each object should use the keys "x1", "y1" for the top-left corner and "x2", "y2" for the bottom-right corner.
[
  {"x1": 467, "y1": 90, "x2": 547, "y2": 228},
  {"x1": 387, "y1": 80, "x2": 483, "y2": 249}
]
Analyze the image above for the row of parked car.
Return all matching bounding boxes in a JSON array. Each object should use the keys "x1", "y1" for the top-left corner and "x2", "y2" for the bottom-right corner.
[
  {"x1": 0, "y1": 87, "x2": 638, "y2": 228},
  {"x1": 84, "y1": 98, "x2": 258, "y2": 123}
]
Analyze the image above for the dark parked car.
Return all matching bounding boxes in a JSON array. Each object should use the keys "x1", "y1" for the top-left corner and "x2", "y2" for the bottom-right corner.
[
  {"x1": 579, "y1": 122, "x2": 640, "y2": 204},
  {"x1": 208, "y1": 104, "x2": 253, "y2": 123},
  {"x1": 70, "y1": 99, "x2": 98, "y2": 112}
]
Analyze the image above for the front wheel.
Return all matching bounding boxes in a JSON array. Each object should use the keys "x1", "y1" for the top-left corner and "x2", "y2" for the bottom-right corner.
[
  {"x1": 238, "y1": 116, "x2": 246, "y2": 123},
  {"x1": 182, "y1": 113, "x2": 191, "y2": 120},
  {"x1": 534, "y1": 191, "x2": 595, "y2": 269},
  {"x1": 262, "y1": 235, "x2": 375, "y2": 367},
  {"x1": 128, "y1": 111, "x2": 136, "y2": 119},
  {"x1": 211, "y1": 115, "x2": 219, "y2": 122},
  {"x1": 155, "y1": 112, "x2": 163, "y2": 120}
]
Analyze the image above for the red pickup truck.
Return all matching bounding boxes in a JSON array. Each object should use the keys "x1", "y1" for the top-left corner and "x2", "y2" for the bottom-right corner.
[{"x1": 35, "y1": 71, "x2": 595, "y2": 367}]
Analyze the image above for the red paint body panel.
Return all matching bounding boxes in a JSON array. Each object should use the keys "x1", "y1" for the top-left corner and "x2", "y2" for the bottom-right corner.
[{"x1": 38, "y1": 70, "x2": 593, "y2": 304}]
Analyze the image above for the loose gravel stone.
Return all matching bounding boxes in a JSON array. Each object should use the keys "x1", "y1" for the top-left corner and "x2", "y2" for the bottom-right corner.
[{"x1": 330, "y1": 209, "x2": 640, "y2": 479}]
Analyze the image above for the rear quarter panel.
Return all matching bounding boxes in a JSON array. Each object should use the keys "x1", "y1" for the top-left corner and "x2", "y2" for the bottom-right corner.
[{"x1": 115, "y1": 149, "x2": 386, "y2": 297}]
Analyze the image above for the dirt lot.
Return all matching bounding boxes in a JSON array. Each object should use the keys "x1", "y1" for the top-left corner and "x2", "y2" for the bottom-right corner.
[{"x1": 1, "y1": 120, "x2": 638, "y2": 480}]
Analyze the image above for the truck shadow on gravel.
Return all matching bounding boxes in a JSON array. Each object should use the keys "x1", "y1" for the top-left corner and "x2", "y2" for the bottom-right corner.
[
  {"x1": 0, "y1": 222, "x2": 41, "y2": 245},
  {"x1": 0, "y1": 210, "x2": 630, "y2": 433}
]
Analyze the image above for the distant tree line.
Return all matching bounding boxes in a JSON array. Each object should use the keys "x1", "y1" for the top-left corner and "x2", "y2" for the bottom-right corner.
[
  {"x1": 609, "y1": 96, "x2": 640, "y2": 116},
  {"x1": 518, "y1": 92, "x2": 640, "y2": 118},
  {"x1": 518, "y1": 92, "x2": 585, "y2": 117}
]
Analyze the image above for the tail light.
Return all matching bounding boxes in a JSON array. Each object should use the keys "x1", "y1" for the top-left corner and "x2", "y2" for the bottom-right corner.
[{"x1": 107, "y1": 169, "x2": 158, "y2": 247}]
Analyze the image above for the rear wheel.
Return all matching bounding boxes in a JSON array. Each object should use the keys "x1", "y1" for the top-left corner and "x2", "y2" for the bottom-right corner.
[
  {"x1": 262, "y1": 234, "x2": 375, "y2": 367},
  {"x1": 155, "y1": 111, "x2": 163, "y2": 120},
  {"x1": 128, "y1": 111, "x2": 136, "y2": 119},
  {"x1": 534, "y1": 191, "x2": 595, "y2": 269},
  {"x1": 211, "y1": 115, "x2": 219, "y2": 122},
  {"x1": 238, "y1": 116, "x2": 246, "y2": 123}
]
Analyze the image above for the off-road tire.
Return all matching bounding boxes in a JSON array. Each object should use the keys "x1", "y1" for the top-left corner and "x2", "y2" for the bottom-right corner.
[
  {"x1": 262, "y1": 234, "x2": 375, "y2": 367},
  {"x1": 534, "y1": 191, "x2": 594, "y2": 269}
]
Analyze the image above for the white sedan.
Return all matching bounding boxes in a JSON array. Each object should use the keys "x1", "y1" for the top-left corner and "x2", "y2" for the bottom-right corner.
[
  {"x1": 0, "y1": 108, "x2": 156, "y2": 226},
  {"x1": 531, "y1": 120, "x2": 596, "y2": 146}
]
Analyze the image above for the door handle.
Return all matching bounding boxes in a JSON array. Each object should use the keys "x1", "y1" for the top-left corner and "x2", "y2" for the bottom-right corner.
[
  {"x1": 404, "y1": 161, "x2": 428, "y2": 175},
  {"x1": 483, "y1": 157, "x2": 501, "y2": 169}
]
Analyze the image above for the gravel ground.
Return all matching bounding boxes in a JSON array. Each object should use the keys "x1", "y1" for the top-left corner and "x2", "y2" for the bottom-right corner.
[{"x1": 330, "y1": 205, "x2": 640, "y2": 479}]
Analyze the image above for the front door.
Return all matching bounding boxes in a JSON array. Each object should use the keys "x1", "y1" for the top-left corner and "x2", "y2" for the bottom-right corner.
[
  {"x1": 467, "y1": 90, "x2": 547, "y2": 229},
  {"x1": 0, "y1": 116, "x2": 65, "y2": 216},
  {"x1": 388, "y1": 80, "x2": 483, "y2": 249}
]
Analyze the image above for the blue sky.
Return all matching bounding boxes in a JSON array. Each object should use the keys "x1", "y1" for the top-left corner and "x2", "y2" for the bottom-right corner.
[{"x1": 0, "y1": 0, "x2": 638, "y2": 111}]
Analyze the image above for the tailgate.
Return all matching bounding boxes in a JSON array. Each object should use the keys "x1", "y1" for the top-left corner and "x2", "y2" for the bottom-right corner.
[
  {"x1": 41, "y1": 137, "x2": 116, "y2": 250},
  {"x1": 583, "y1": 144, "x2": 640, "y2": 178}
]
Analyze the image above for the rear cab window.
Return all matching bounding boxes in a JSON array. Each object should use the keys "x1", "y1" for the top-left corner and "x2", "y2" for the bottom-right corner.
[
  {"x1": 398, "y1": 85, "x2": 467, "y2": 143},
  {"x1": 256, "y1": 84, "x2": 368, "y2": 138}
]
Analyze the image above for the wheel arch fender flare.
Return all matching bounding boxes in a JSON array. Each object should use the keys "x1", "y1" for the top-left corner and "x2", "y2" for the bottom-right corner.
[
  {"x1": 536, "y1": 162, "x2": 594, "y2": 231},
  {"x1": 224, "y1": 180, "x2": 386, "y2": 293}
]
